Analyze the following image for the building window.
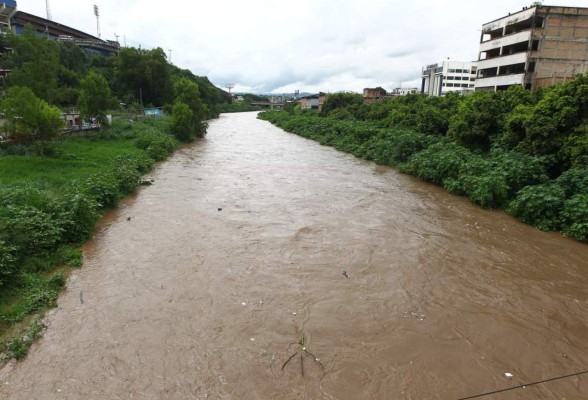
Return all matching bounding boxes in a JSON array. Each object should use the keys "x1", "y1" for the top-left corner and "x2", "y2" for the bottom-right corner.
[
  {"x1": 461, "y1": 84, "x2": 468, "y2": 88},
  {"x1": 447, "y1": 83, "x2": 454, "y2": 87},
  {"x1": 448, "y1": 69, "x2": 456, "y2": 73}
]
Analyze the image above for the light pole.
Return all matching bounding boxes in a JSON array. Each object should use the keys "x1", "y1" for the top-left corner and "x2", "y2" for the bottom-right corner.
[{"x1": 93, "y1": 5, "x2": 100, "y2": 38}]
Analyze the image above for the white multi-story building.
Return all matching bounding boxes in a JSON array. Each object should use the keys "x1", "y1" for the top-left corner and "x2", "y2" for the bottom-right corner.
[
  {"x1": 421, "y1": 60, "x2": 477, "y2": 96},
  {"x1": 475, "y1": 6, "x2": 588, "y2": 91}
]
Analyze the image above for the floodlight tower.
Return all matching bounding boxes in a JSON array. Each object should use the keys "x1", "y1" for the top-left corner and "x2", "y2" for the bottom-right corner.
[
  {"x1": 46, "y1": 0, "x2": 52, "y2": 20},
  {"x1": 93, "y1": 5, "x2": 101, "y2": 38},
  {"x1": 225, "y1": 83, "x2": 235, "y2": 95}
]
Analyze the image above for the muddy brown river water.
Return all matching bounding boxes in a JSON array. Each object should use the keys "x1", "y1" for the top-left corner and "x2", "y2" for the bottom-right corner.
[{"x1": 1, "y1": 111, "x2": 587, "y2": 399}]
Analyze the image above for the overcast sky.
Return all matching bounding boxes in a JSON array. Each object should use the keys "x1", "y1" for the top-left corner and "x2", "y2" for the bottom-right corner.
[{"x1": 23, "y1": 0, "x2": 588, "y2": 93}]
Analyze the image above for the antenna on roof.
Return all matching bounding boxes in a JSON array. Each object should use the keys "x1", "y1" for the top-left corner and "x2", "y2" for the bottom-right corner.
[{"x1": 46, "y1": 0, "x2": 52, "y2": 20}]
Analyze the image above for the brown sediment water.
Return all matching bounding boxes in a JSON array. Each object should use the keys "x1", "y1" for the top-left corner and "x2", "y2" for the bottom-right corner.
[{"x1": 1, "y1": 111, "x2": 587, "y2": 399}]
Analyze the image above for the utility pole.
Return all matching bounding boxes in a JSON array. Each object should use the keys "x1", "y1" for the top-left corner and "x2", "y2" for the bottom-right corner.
[{"x1": 93, "y1": 5, "x2": 100, "y2": 38}]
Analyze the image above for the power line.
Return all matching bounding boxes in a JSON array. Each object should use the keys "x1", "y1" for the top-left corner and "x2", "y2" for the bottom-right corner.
[{"x1": 458, "y1": 369, "x2": 588, "y2": 400}]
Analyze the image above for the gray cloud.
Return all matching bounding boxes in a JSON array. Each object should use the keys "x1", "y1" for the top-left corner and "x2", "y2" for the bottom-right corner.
[{"x1": 24, "y1": 0, "x2": 588, "y2": 93}]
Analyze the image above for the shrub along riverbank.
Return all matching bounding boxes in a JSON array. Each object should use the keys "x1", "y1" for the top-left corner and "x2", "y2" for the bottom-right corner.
[
  {"x1": 0, "y1": 117, "x2": 183, "y2": 359},
  {"x1": 258, "y1": 76, "x2": 588, "y2": 243}
]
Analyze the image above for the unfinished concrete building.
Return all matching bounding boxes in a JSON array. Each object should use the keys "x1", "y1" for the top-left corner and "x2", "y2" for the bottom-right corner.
[{"x1": 475, "y1": 6, "x2": 588, "y2": 91}]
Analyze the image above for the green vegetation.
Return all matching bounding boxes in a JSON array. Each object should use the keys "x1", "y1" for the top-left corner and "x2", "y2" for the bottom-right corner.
[
  {"x1": 218, "y1": 102, "x2": 264, "y2": 113},
  {"x1": 259, "y1": 74, "x2": 588, "y2": 242},
  {"x1": 0, "y1": 27, "x2": 228, "y2": 117},
  {"x1": 1, "y1": 87, "x2": 64, "y2": 145},
  {"x1": 0, "y1": 23, "x2": 229, "y2": 359},
  {"x1": 0, "y1": 117, "x2": 181, "y2": 358},
  {"x1": 218, "y1": 94, "x2": 268, "y2": 113}
]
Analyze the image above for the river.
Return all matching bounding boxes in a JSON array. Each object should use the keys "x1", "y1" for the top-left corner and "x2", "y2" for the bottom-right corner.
[{"x1": 1, "y1": 111, "x2": 587, "y2": 399}]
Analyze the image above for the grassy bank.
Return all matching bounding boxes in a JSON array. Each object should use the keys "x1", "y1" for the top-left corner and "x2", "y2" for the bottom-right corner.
[
  {"x1": 0, "y1": 117, "x2": 181, "y2": 360},
  {"x1": 258, "y1": 111, "x2": 588, "y2": 243}
]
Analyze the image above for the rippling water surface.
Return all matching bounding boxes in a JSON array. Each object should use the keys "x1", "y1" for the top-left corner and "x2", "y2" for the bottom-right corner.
[{"x1": 1, "y1": 112, "x2": 587, "y2": 399}]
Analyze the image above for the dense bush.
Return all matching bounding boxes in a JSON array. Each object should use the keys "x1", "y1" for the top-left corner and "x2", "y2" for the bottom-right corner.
[
  {"x1": 400, "y1": 141, "x2": 473, "y2": 185},
  {"x1": 0, "y1": 240, "x2": 17, "y2": 286},
  {"x1": 555, "y1": 168, "x2": 588, "y2": 197},
  {"x1": 562, "y1": 194, "x2": 588, "y2": 241},
  {"x1": 2, "y1": 206, "x2": 64, "y2": 256},
  {"x1": 507, "y1": 184, "x2": 566, "y2": 231},
  {"x1": 57, "y1": 193, "x2": 99, "y2": 243},
  {"x1": 81, "y1": 173, "x2": 120, "y2": 210},
  {"x1": 135, "y1": 130, "x2": 178, "y2": 160}
]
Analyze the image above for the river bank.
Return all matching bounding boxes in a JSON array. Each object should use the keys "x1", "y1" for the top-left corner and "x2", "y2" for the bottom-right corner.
[
  {"x1": 1, "y1": 112, "x2": 587, "y2": 399},
  {"x1": 0, "y1": 117, "x2": 182, "y2": 359},
  {"x1": 258, "y1": 110, "x2": 588, "y2": 243}
]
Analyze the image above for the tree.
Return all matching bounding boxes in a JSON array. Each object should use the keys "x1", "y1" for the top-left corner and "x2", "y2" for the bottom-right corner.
[
  {"x1": 523, "y1": 73, "x2": 588, "y2": 161},
  {"x1": 78, "y1": 70, "x2": 111, "y2": 123},
  {"x1": 114, "y1": 47, "x2": 172, "y2": 106},
  {"x1": 4, "y1": 27, "x2": 60, "y2": 104},
  {"x1": 321, "y1": 92, "x2": 363, "y2": 116},
  {"x1": 173, "y1": 77, "x2": 209, "y2": 138},
  {"x1": 170, "y1": 102, "x2": 194, "y2": 142},
  {"x1": 1, "y1": 86, "x2": 64, "y2": 143}
]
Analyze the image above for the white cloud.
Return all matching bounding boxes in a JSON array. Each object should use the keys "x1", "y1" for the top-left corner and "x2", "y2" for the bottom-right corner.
[{"x1": 24, "y1": 0, "x2": 588, "y2": 93}]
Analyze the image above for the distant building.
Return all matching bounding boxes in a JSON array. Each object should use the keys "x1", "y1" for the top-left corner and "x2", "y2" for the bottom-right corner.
[
  {"x1": 318, "y1": 92, "x2": 329, "y2": 112},
  {"x1": 62, "y1": 111, "x2": 82, "y2": 130},
  {"x1": 475, "y1": 5, "x2": 588, "y2": 91},
  {"x1": 299, "y1": 94, "x2": 320, "y2": 110},
  {"x1": 11, "y1": 11, "x2": 120, "y2": 56},
  {"x1": 421, "y1": 60, "x2": 477, "y2": 96},
  {"x1": 0, "y1": 1, "x2": 119, "y2": 56},
  {"x1": 389, "y1": 87, "x2": 419, "y2": 96},
  {"x1": 363, "y1": 87, "x2": 387, "y2": 103},
  {"x1": 0, "y1": 1, "x2": 17, "y2": 34}
]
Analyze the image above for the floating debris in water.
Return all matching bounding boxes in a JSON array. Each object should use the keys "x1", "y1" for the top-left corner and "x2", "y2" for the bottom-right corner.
[
  {"x1": 405, "y1": 311, "x2": 425, "y2": 321},
  {"x1": 504, "y1": 372, "x2": 514, "y2": 378},
  {"x1": 342, "y1": 270, "x2": 349, "y2": 278}
]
